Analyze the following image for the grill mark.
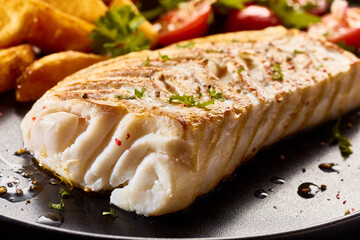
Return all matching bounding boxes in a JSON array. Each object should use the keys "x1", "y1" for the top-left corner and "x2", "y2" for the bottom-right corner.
[
  {"x1": 223, "y1": 107, "x2": 251, "y2": 176},
  {"x1": 322, "y1": 76, "x2": 343, "y2": 120},
  {"x1": 260, "y1": 95, "x2": 288, "y2": 147},
  {"x1": 196, "y1": 117, "x2": 227, "y2": 193}
]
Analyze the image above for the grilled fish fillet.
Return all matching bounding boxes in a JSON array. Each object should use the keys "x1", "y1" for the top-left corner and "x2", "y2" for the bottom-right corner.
[{"x1": 21, "y1": 26, "x2": 360, "y2": 216}]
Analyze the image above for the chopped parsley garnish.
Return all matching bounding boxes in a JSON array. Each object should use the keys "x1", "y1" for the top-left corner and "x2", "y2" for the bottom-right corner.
[
  {"x1": 102, "y1": 208, "x2": 118, "y2": 218},
  {"x1": 208, "y1": 87, "x2": 225, "y2": 101},
  {"x1": 293, "y1": 49, "x2": 306, "y2": 55},
  {"x1": 205, "y1": 49, "x2": 224, "y2": 53},
  {"x1": 237, "y1": 67, "x2": 245, "y2": 74},
  {"x1": 176, "y1": 41, "x2": 196, "y2": 48},
  {"x1": 60, "y1": 189, "x2": 71, "y2": 198},
  {"x1": 141, "y1": 56, "x2": 150, "y2": 66},
  {"x1": 49, "y1": 199, "x2": 65, "y2": 211},
  {"x1": 89, "y1": 5, "x2": 151, "y2": 57},
  {"x1": 158, "y1": 52, "x2": 171, "y2": 61},
  {"x1": 330, "y1": 117, "x2": 353, "y2": 158},
  {"x1": 272, "y1": 64, "x2": 284, "y2": 81},
  {"x1": 115, "y1": 87, "x2": 146, "y2": 99},
  {"x1": 169, "y1": 94, "x2": 214, "y2": 108}
]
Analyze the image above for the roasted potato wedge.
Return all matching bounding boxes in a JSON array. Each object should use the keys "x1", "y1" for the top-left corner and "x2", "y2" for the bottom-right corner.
[
  {"x1": 0, "y1": 0, "x2": 94, "y2": 52},
  {"x1": 110, "y1": 0, "x2": 158, "y2": 46},
  {"x1": 16, "y1": 51, "x2": 106, "y2": 102},
  {"x1": 0, "y1": 0, "x2": 36, "y2": 48},
  {"x1": 0, "y1": 44, "x2": 36, "y2": 94},
  {"x1": 41, "y1": 0, "x2": 108, "y2": 22},
  {"x1": 26, "y1": 0, "x2": 95, "y2": 53}
]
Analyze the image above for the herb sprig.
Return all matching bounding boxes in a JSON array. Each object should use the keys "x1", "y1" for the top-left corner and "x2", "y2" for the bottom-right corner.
[
  {"x1": 209, "y1": 87, "x2": 225, "y2": 101},
  {"x1": 102, "y1": 208, "x2": 118, "y2": 218},
  {"x1": 272, "y1": 64, "x2": 284, "y2": 81},
  {"x1": 115, "y1": 87, "x2": 146, "y2": 100},
  {"x1": 330, "y1": 117, "x2": 353, "y2": 158},
  {"x1": 169, "y1": 94, "x2": 214, "y2": 108},
  {"x1": 89, "y1": 5, "x2": 150, "y2": 57}
]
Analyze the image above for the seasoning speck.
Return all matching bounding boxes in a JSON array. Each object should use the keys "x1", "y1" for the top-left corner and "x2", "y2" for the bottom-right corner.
[
  {"x1": 345, "y1": 209, "x2": 351, "y2": 215},
  {"x1": 0, "y1": 186, "x2": 7, "y2": 194},
  {"x1": 115, "y1": 138, "x2": 122, "y2": 146}
]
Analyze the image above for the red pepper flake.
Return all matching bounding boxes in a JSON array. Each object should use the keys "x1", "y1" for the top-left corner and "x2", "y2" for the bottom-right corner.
[
  {"x1": 343, "y1": 200, "x2": 347, "y2": 204},
  {"x1": 115, "y1": 138, "x2": 122, "y2": 146},
  {"x1": 252, "y1": 147, "x2": 256, "y2": 153},
  {"x1": 126, "y1": 133, "x2": 131, "y2": 140},
  {"x1": 320, "y1": 141, "x2": 326, "y2": 146},
  {"x1": 31, "y1": 117, "x2": 36, "y2": 122},
  {"x1": 327, "y1": 198, "x2": 331, "y2": 201},
  {"x1": 42, "y1": 106, "x2": 46, "y2": 110},
  {"x1": 322, "y1": 69, "x2": 327, "y2": 73},
  {"x1": 0, "y1": 112, "x2": 2, "y2": 117},
  {"x1": 351, "y1": 208, "x2": 356, "y2": 212},
  {"x1": 336, "y1": 193, "x2": 340, "y2": 199}
]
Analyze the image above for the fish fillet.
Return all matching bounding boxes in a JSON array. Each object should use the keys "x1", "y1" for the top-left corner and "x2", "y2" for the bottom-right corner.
[{"x1": 21, "y1": 26, "x2": 360, "y2": 216}]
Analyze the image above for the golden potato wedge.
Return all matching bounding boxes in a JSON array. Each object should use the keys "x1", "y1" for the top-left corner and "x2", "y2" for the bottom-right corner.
[
  {"x1": 110, "y1": 0, "x2": 158, "y2": 46},
  {"x1": 16, "y1": 51, "x2": 106, "y2": 102},
  {"x1": 26, "y1": 0, "x2": 95, "y2": 53},
  {"x1": 41, "y1": 0, "x2": 108, "y2": 22},
  {"x1": 0, "y1": 44, "x2": 36, "y2": 94},
  {"x1": 0, "y1": 0, "x2": 94, "y2": 52},
  {"x1": 0, "y1": 0, "x2": 37, "y2": 48}
]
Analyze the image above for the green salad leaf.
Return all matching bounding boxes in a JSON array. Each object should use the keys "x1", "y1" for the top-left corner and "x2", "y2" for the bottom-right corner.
[
  {"x1": 266, "y1": 0, "x2": 321, "y2": 29},
  {"x1": 89, "y1": 5, "x2": 151, "y2": 57}
]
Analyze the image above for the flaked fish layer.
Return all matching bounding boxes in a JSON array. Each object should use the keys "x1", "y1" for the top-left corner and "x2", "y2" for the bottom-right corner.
[{"x1": 21, "y1": 27, "x2": 360, "y2": 216}]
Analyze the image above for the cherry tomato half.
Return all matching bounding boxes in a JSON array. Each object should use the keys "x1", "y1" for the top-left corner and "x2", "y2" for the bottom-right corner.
[
  {"x1": 225, "y1": 5, "x2": 281, "y2": 32},
  {"x1": 154, "y1": 0, "x2": 212, "y2": 47},
  {"x1": 308, "y1": 7, "x2": 360, "y2": 49}
]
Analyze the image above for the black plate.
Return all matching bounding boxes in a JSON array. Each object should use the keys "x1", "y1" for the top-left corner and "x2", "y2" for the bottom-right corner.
[{"x1": 1, "y1": 88, "x2": 360, "y2": 239}]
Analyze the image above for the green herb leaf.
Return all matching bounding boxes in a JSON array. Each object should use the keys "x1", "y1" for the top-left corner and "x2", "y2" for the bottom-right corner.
[
  {"x1": 114, "y1": 87, "x2": 146, "y2": 99},
  {"x1": 214, "y1": 0, "x2": 253, "y2": 10},
  {"x1": 169, "y1": 94, "x2": 214, "y2": 108},
  {"x1": 272, "y1": 63, "x2": 284, "y2": 81},
  {"x1": 293, "y1": 49, "x2": 306, "y2": 55},
  {"x1": 237, "y1": 67, "x2": 245, "y2": 74},
  {"x1": 209, "y1": 87, "x2": 225, "y2": 101},
  {"x1": 267, "y1": 0, "x2": 321, "y2": 29},
  {"x1": 141, "y1": 56, "x2": 150, "y2": 66},
  {"x1": 134, "y1": 87, "x2": 146, "y2": 98},
  {"x1": 158, "y1": 52, "x2": 171, "y2": 61},
  {"x1": 49, "y1": 199, "x2": 65, "y2": 211},
  {"x1": 140, "y1": 0, "x2": 186, "y2": 21},
  {"x1": 102, "y1": 208, "x2": 118, "y2": 218},
  {"x1": 176, "y1": 41, "x2": 196, "y2": 48},
  {"x1": 330, "y1": 117, "x2": 353, "y2": 158},
  {"x1": 89, "y1": 5, "x2": 151, "y2": 57},
  {"x1": 60, "y1": 189, "x2": 71, "y2": 198}
]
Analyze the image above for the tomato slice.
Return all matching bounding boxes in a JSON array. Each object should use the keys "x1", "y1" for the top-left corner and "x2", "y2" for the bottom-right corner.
[
  {"x1": 154, "y1": 0, "x2": 212, "y2": 47},
  {"x1": 225, "y1": 5, "x2": 281, "y2": 32},
  {"x1": 308, "y1": 6, "x2": 360, "y2": 49}
]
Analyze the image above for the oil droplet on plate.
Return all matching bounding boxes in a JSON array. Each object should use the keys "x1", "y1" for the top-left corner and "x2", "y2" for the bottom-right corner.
[
  {"x1": 270, "y1": 177, "x2": 285, "y2": 184},
  {"x1": 36, "y1": 212, "x2": 64, "y2": 227},
  {"x1": 297, "y1": 182, "x2": 320, "y2": 199},
  {"x1": 254, "y1": 189, "x2": 268, "y2": 199},
  {"x1": 319, "y1": 163, "x2": 341, "y2": 173}
]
